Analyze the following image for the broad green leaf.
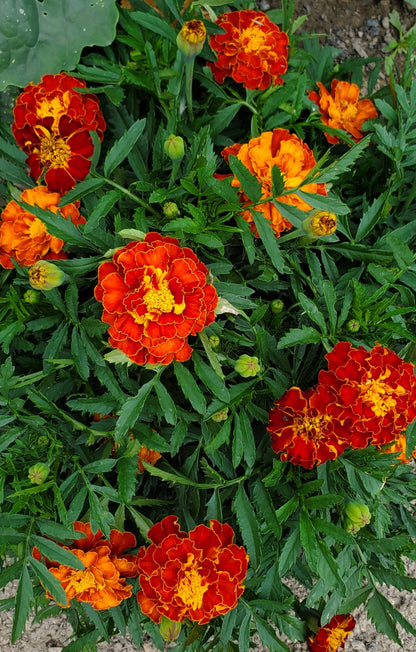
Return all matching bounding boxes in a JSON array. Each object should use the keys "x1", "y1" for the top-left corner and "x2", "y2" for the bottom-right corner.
[
  {"x1": 299, "y1": 508, "x2": 318, "y2": 571},
  {"x1": 154, "y1": 379, "x2": 177, "y2": 425},
  {"x1": 30, "y1": 535, "x2": 85, "y2": 569},
  {"x1": 71, "y1": 327, "x2": 89, "y2": 381},
  {"x1": 228, "y1": 155, "x2": 263, "y2": 204},
  {"x1": 117, "y1": 456, "x2": 138, "y2": 504},
  {"x1": 297, "y1": 293, "x2": 327, "y2": 333},
  {"x1": 173, "y1": 361, "x2": 206, "y2": 414},
  {"x1": 205, "y1": 417, "x2": 232, "y2": 454},
  {"x1": 252, "y1": 211, "x2": 285, "y2": 273},
  {"x1": 0, "y1": 157, "x2": 32, "y2": 186},
  {"x1": 355, "y1": 194, "x2": 386, "y2": 242},
  {"x1": 83, "y1": 190, "x2": 123, "y2": 234},
  {"x1": 233, "y1": 484, "x2": 261, "y2": 569},
  {"x1": 297, "y1": 190, "x2": 350, "y2": 215},
  {"x1": 277, "y1": 326, "x2": 322, "y2": 349},
  {"x1": 193, "y1": 353, "x2": 229, "y2": 402},
  {"x1": 104, "y1": 118, "x2": 146, "y2": 177},
  {"x1": 0, "y1": 0, "x2": 118, "y2": 90},
  {"x1": 130, "y1": 10, "x2": 177, "y2": 44},
  {"x1": 11, "y1": 565, "x2": 33, "y2": 643},
  {"x1": 322, "y1": 279, "x2": 337, "y2": 335},
  {"x1": 83, "y1": 459, "x2": 117, "y2": 474},
  {"x1": 29, "y1": 556, "x2": 68, "y2": 606}
]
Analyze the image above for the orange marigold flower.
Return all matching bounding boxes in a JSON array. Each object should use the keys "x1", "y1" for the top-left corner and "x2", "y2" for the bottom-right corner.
[
  {"x1": 220, "y1": 129, "x2": 327, "y2": 238},
  {"x1": 137, "y1": 445, "x2": 162, "y2": 473},
  {"x1": 32, "y1": 521, "x2": 138, "y2": 610},
  {"x1": 177, "y1": 20, "x2": 207, "y2": 58},
  {"x1": 308, "y1": 79, "x2": 377, "y2": 145},
  {"x1": 12, "y1": 72, "x2": 105, "y2": 148},
  {"x1": 136, "y1": 515, "x2": 248, "y2": 625},
  {"x1": 207, "y1": 10, "x2": 289, "y2": 90},
  {"x1": 319, "y1": 342, "x2": 416, "y2": 448},
  {"x1": 23, "y1": 116, "x2": 94, "y2": 193},
  {"x1": 267, "y1": 385, "x2": 350, "y2": 469},
  {"x1": 381, "y1": 432, "x2": 416, "y2": 463},
  {"x1": 94, "y1": 232, "x2": 218, "y2": 366},
  {"x1": 308, "y1": 614, "x2": 356, "y2": 652},
  {"x1": 0, "y1": 185, "x2": 85, "y2": 269}
]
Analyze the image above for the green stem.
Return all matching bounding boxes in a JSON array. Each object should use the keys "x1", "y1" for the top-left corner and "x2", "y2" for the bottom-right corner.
[
  {"x1": 185, "y1": 58, "x2": 195, "y2": 122},
  {"x1": 93, "y1": 173, "x2": 159, "y2": 217}
]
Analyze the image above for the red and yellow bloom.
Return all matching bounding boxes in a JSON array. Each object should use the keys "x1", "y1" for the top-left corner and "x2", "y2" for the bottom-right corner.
[
  {"x1": 207, "y1": 10, "x2": 289, "y2": 90},
  {"x1": 268, "y1": 385, "x2": 349, "y2": 468},
  {"x1": 0, "y1": 186, "x2": 85, "y2": 269},
  {"x1": 94, "y1": 232, "x2": 218, "y2": 365},
  {"x1": 220, "y1": 129, "x2": 327, "y2": 238},
  {"x1": 319, "y1": 342, "x2": 416, "y2": 448},
  {"x1": 308, "y1": 79, "x2": 377, "y2": 144},
  {"x1": 32, "y1": 522, "x2": 138, "y2": 610},
  {"x1": 308, "y1": 613, "x2": 356, "y2": 652},
  {"x1": 136, "y1": 515, "x2": 248, "y2": 625}
]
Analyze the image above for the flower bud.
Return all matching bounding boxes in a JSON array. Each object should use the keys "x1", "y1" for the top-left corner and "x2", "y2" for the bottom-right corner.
[
  {"x1": 160, "y1": 616, "x2": 181, "y2": 642},
  {"x1": 176, "y1": 20, "x2": 206, "y2": 59},
  {"x1": 235, "y1": 354, "x2": 261, "y2": 378},
  {"x1": 164, "y1": 135, "x2": 185, "y2": 161},
  {"x1": 28, "y1": 463, "x2": 49, "y2": 485},
  {"x1": 163, "y1": 201, "x2": 180, "y2": 218},
  {"x1": 346, "y1": 318, "x2": 360, "y2": 333},
  {"x1": 345, "y1": 501, "x2": 371, "y2": 531},
  {"x1": 302, "y1": 209, "x2": 337, "y2": 238},
  {"x1": 37, "y1": 435, "x2": 49, "y2": 447},
  {"x1": 23, "y1": 289, "x2": 41, "y2": 304},
  {"x1": 208, "y1": 335, "x2": 220, "y2": 349},
  {"x1": 211, "y1": 407, "x2": 229, "y2": 422},
  {"x1": 271, "y1": 299, "x2": 284, "y2": 314},
  {"x1": 28, "y1": 260, "x2": 66, "y2": 290}
]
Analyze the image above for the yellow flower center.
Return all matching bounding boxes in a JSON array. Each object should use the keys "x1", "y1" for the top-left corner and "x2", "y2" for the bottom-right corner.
[
  {"x1": 359, "y1": 371, "x2": 405, "y2": 418},
  {"x1": 35, "y1": 125, "x2": 71, "y2": 169},
  {"x1": 326, "y1": 626, "x2": 348, "y2": 651},
  {"x1": 176, "y1": 555, "x2": 208, "y2": 611},
  {"x1": 129, "y1": 268, "x2": 186, "y2": 325},
  {"x1": 181, "y1": 20, "x2": 206, "y2": 45},
  {"x1": 67, "y1": 569, "x2": 100, "y2": 595},
  {"x1": 37, "y1": 94, "x2": 69, "y2": 130},
  {"x1": 294, "y1": 413, "x2": 330, "y2": 439},
  {"x1": 310, "y1": 211, "x2": 337, "y2": 236},
  {"x1": 143, "y1": 278, "x2": 175, "y2": 314},
  {"x1": 240, "y1": 25, "x2": 267, "y2": 53},
  {"x1": 28, "y1": 217, "x2": 48, "y2": 239}
]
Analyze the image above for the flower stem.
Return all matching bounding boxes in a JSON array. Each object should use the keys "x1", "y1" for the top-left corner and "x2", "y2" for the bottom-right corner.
[{"x1": 185, "y1": 58, "x2": 195, "y2": 122}]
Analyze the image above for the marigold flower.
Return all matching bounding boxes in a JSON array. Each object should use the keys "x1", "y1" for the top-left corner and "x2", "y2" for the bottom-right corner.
[
  {"x1": 12, "y1": 72, "x2": 105, "y2": 148},
  {"x1": 0, "y1": 186, "x2": 85, "y2": 269},
  {"x1": 137, "y1": 445, "x2": 162, "y2": 473},
  {"x1": 94, "y1": 232, "x2": 218, "y2": 366},
  {"x1": 220, "y1": 129, "x2": 327, "y2": 238},
  {"x1": 28, "y1": 260, "x2": 66, "y2": 290},
  {"x1": 32, "y1": 521, "x2": 138, "y2": 610},
  {"x1": 319, "y1": 342, "x2": 416, "y2": 448},
  {"x1": 136, "y1": 515, "x2": 248, "y2": 625},
  {"x1": 23, "y1": 116, "x2": 94, "y2": 193},
  {"x1": 382, "y1": 432, "x2": 416, "y2": 463},
  {"x1": 207, "y1": 10, "x2": 289, "y2": 90},
  {"x1": 302, "y1": 209, "x2": 337, "y2": 238},
  {"x1": 308, "y1": 613, "x2": 356, "y2": 652},
  {"x1": 177, "y1": 20, "x2": 206, "y2": 58},
  {"x1": 267, "y1": 385, "x2": 350, "y2": 469},
  {"x1": 308, "y1": 79, "x2": 377, "y2": 144}
]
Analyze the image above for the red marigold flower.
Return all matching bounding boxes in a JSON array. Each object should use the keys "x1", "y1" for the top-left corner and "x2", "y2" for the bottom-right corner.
[
  {"x1": 207, "y1": 10, "x2": 289, "y2": 90},
  {"x1": 32, "y1": 521, "x2": 138, "y2": 610},
  {"x1": 308, "y1": 79, "x2": 377, "y2": 144},
  {"x1": 136, "y1": 515, "x2": 248, "y2": 625},
  {"x1": 319, "y1": 342, "x2": 416, "y2": 448},
  {"x1": 22, "y1": 116, "x2": 94, "y2": 193},
  {"x1": 0, "y1": 185, "x2": 85, "y2": 269},
  {"x1": 220, "y1": 129, "x2": 327, "y2": 238},
  {"x1": 94, "y1": 232, "x2": 218, "y2": 366},
  {"x1": 12, "y1": 72, "x2": 105, "y2": 149},
  {"x1": 268, "y1": 385, "x2": 350, "y2": 468},
  {"x1": 308, "y1": 613, "x2": 356, "y2": 652}
]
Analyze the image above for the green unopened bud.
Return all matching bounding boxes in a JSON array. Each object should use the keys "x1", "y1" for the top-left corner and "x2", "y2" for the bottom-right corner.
[
  {"x1": 160, "y1": 616, "x2": 181, "y2": 642},
  {"x1": 28, "y1": 260, "x2": 66, "y2": 290},
  {"x1": 208, "y1": 335, "x2": 220, "y2": 349},
  {"x1": 346, "y1": 319, "x2": 360, "y2": 333},
  {"x1": 164, "y1": 135, "x2": 185, "y2": 161},
  {"x1": 344, "y1": 518, "x2": 361, "y2": 535},
  {"x1": 176, "y1": 20, "x2": 206, "y2": 59},
  {"x1": 37, "y1": 435, "x2": 49, "y2": 447},
  {"x1": 211, "y1": 407, "x2": 229, "y2": 422},
  {"x1": 302, "y1": 209, "x2": 337, "y2": 239},
  {"x1": 23, "y1": 289, "x2": 41, "y2": 304},
  {"x1": 271, "y1": 299, "x2": 284, "y2": 314},
  {"x1": 28, "y1": 463, "x2": 49, "y2": 485},
  {"x1": 345, "y1": 501, "x2": 371, "y2": 531},
  {"x1": 163, "y1": 202, "x2": 179, "y2": 218},
  {"x1": 235, "y1": 355, "x2": 261, "y2": 378}
]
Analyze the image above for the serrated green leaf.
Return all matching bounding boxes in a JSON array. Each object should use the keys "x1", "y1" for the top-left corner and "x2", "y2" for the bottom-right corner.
[
  {"x1": 253, "y1": 480, "x2": 282, "y2": 540},
  {"x1": 83, "y1": 459, "x2": 117, "y2": 474},
  {"x1": 29, "y1": 557, "x2": 68, "y2": 606},
  {"x1": 154, "y1": 379, "x2": 177, "y2": 425},
  {"x1": 20, "y1": 200, "x2": 93, "y2": 250},
  {"x1": 173, "y1": 361, "x2": 206, "y2": 414},
  {"x1": 104, "y1": 118, "x2": 146, "y2": 177},
  {"x1": 0, "y1": 0, "x2": 118, "y2": 91},
  {"x1": 366, "y1": 591, "x2": 401, "y2": 644},
  {"x1": 233, "y1": 484, "x2": 261, "y2": 569},
  {"x1": 297, "y1": 293, "x2": 327, "y2": 333},
  {"x1": 117, "y1": 456, "x2": 138, "y2": 504},
  {"x1": 277, "y1": 326, "x2": 322, "y2": 349},
  {"x1": 355, "y1": 194, "x2": 386, "y2": 242},
  {"x1": 58, "y1": 177, "x2": 106, "y2": 204},
  {"x1": 11, "y1": 565, "x2": 33, "y2": 643},
  {"x1": 300, "y1": 508, "x2": 318, "y2": 571},
  {"x1": 130, "y1": 10, "x2": 177, "y2": 43},
  {"x1": 30, "y1": 536, "x2": 85, "y2": 570},
  {"x1": 114, "y1": 375, "x2": 159, "y2": 442},
  {"x1": 228, "y1": 155, "x2": 263, "y2": 204},
  {"x1": 71, "y1": 327, "x2": 90, "y2": 381},
  {"x1": 252, "y1": 211, "x2": 285, "y2": 273},
  {"x1": 205, "y1": 417, "x2": 232, "y2": 454},
  {"x1": 234, "y1": 410, "x2": 256, "y2": 468},
  {"x1": 83, "y1": 190, "x2": 123, "y2": 235},
  {"x1": 252, "y1": 613, "x2": 289, "y2": 652},
  {"x1": 271, "y1": 164, "x2": 285, "y2": 196},
  {"x1": 193, "y1": 353, "x2": 229, "y2": 402}
]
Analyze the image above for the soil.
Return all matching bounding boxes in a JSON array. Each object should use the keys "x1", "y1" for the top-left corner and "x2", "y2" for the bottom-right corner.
[{"x1": 1, "y1": 0, "x2": 416, "y2": 650}]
